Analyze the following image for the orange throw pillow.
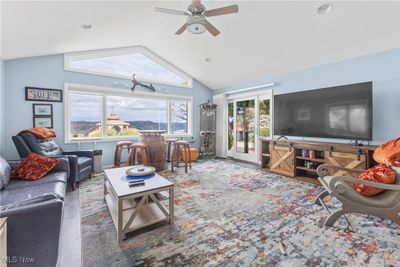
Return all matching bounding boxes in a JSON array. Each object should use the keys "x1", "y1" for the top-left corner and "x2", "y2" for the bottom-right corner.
[
  {"x1": 373, "y1": 137, "x2": 400, "y2": 167},
  {"x1": 11, "y1": 153, "x2": 59, "y2": 180},
  {"x1": 354, "y1": 164, "x2": 396, "y2": 196}
]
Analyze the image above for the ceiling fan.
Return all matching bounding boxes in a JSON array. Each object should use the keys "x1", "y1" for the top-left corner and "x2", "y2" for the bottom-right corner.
[{"x1": 154, "y1": 0, "x2": 239, "y2": 36}]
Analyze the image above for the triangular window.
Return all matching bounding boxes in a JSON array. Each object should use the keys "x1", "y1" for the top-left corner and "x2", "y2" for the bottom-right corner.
[{"x1": 65, "y1": 47, "x2": 192, "y2": 87}]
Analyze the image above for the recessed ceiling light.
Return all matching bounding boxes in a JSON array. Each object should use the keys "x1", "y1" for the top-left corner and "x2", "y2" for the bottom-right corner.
[
  {"x1": 81, "y1": 24, "x2": 92, "y2": 30},
  {"x1": 205, "y1": 57, "x2": 213, "y2": 63},
  {"x1": 317, "y1": 3, "x2": 333, "y2": 15}
]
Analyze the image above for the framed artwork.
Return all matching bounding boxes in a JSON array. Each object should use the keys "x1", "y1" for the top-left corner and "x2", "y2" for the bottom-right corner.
[
  {"x1": 25, "y1": 87, "x2": 63, "y2": 102},
  {"x1": 33, "y1": 104, "x2": 53, "y2": 116},
  {"x1": 33, "y1": 117, "x2": 53, "y2": 129}
]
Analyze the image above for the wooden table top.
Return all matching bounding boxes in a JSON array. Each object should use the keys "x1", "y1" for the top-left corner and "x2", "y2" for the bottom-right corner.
[{"x1": 104, "y1": 166, "x2": 173, "y2": 197}]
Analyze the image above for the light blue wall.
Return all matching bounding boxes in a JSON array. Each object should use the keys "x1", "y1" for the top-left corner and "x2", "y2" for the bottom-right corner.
[
  {"x1": 0, "y1": 59, "x2": 5, "y2": 155},
  {"x1": 214, "y1": 47, "x2": 400, "y2": 145},
  {"x1": 3, "y1": 54, "x2": 212, "y2": 165}
]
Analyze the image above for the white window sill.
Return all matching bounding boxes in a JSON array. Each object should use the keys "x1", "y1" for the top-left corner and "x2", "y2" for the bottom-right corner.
[{"x1": 65, "y1": 133, "x2": 194, "y2": 144}]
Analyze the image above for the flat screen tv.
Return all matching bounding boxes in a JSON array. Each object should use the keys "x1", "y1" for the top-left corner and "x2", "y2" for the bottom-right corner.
[{"x1": 274, "y1": 82, "x2": 373, "y2": 140}]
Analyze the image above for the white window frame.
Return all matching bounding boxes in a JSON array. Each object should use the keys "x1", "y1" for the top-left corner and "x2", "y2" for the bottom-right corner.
[
  {"x1": 64, "y1": 46, "x2": 193, "y2": 88},
  {"x1": 64, "y1": 83, "x2": 193, "y2": 143}
]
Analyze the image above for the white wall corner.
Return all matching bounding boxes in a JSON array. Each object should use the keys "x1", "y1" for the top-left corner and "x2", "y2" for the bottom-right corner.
[{"x1": 213, "y1": 94, "x2": 228, "y2": 158}]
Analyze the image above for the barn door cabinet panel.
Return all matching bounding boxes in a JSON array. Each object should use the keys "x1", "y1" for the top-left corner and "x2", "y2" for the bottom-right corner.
[
  {"x1": 324, "y1": 152, "x2": 367, "y2": 177},
  {"x1": 269, "y1": 144, "x2": 295, "y2": 177}
]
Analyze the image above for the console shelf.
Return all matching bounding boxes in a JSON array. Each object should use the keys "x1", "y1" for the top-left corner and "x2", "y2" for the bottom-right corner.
[
  {"x1": 260, "y1": 138, "x2": 377, "y2": 184},
  {"x1": 296, "y1": 156, "x2": 324, "y2": 163}
]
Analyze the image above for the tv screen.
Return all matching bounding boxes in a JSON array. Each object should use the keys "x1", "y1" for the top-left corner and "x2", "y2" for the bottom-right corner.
[{"x1": 274, "y1": 82, "x2": 373, "y2": 140}]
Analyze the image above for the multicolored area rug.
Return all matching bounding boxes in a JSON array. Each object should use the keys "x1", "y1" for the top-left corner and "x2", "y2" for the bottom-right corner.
[{"x1": 80, "y1": 160, "x2": 400, "y2": 267}]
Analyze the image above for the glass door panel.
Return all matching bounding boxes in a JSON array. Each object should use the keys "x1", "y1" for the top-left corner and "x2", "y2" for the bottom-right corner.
[
  {"x1": 228, "y1": 102, "x2": 234, "y2": 153},
  {"x1": 236, "y1": 99, "x2": 255, "y2": 155},
  {"x1": 259, "y1": 99, "x2": 271, "y2": 138}
]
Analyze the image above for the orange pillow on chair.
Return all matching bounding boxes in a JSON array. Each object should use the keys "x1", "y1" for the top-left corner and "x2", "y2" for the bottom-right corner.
[
  {"x1": 354, "y1": 164, "x2": 396, "y2": 196},
  {"x1": 373, "y1": 137, "x2": 400, "y2": 167},
  {"x1": 11, "y1": 153, "x2": 59, "y2": 180}
]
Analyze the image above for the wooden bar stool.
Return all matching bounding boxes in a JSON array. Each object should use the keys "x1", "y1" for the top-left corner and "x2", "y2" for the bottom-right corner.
[
  {"x1": 165, "y1": 138, "x2": 178, "y2": 162},
  {"x1": 171, "y1": 140, "x2": 192, "y2": 173},
  {"x1": 128, "y1": 143, "x2": 150, "y2": 166},
  {"x1": 114, "y1": 141, "x2": 133, "y2": 168}
]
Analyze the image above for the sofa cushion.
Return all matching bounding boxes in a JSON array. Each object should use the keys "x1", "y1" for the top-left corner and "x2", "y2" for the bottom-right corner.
[
  {"x1": 6, "y1": 171, "x2": 68, "y2": 191},
  {"x1": 0, "y1": 193, "x2": 58, "y2": 211},
  {"x1": 78, "y1": 157, "x2": 93, "y2": 170},
  {"x1": 12, "y1": 153, "x2": 59, "y2": 180},
  {"x1": 0, "y1": 157, "x2": 11, "y2": 190},
  {"x1": 0, "y1": 181, "x2": 66, "y2": 206}
]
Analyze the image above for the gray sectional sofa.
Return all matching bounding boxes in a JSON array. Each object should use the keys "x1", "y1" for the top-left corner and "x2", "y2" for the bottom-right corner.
[{"x1": 0, "y1": 156, "x2": 69, "y2": 267}]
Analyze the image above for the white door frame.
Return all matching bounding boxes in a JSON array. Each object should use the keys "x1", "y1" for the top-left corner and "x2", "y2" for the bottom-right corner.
[{"x1": 225, "y1": 88, "x2": 273, "y2": 163}]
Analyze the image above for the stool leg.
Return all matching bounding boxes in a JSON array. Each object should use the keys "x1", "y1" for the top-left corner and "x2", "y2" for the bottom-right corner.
[
  {"x1": 132, "y1": 148, "x2": 137, "y2": 165},
  {"x1": 143, "y1": 147, "x2": 150, "y2": 166},
  {"x1": 187, "y1": 145, "x2": 192, "y2": 169},
  {"x1": 183, "y1": 146, "x2": 188, "y2": 173},
  {"x1": 114, "y1": 146, "x2": 122, "y2": 167},
  {"x1": 127, "y1": 147, "x2": 133, "y2": 166},
  {"x1": 171, "y1": 145, "x2": 176, "y2": 172},
  {"x1": 167, "y1": 143, "x2": 171, "y2": 163}
]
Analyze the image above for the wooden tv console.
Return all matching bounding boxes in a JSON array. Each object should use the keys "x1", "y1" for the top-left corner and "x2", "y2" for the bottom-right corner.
[{"x1": 259, "y1": 138, "x2": 377, "y2": 184}]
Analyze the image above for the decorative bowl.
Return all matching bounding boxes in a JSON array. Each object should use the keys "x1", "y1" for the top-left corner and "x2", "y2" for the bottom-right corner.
[{"x1": 125, "y1": 165, "x2": 156, "y2": 176}]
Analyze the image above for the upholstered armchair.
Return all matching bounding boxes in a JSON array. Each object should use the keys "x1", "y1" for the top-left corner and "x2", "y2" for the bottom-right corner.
[
  {"x1": 12, "y1": 133, "x2": 94, "y2": 189},
  {"x1": 316, "y1": 164, "x2": 400, "y2": 227}
]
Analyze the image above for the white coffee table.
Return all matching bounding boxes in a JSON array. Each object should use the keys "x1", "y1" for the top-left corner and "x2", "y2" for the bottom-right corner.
[{"x1": 103, "y1": 166, "x2": 174, "y2": 242}]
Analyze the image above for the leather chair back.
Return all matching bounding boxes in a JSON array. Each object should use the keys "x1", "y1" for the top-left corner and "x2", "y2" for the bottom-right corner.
[
  {"x1": 12, "y1": 136, "x2": 32, "y2": 158},
  {"x1": 21, "y1": 133, "x2": 63, "y2": 157}
]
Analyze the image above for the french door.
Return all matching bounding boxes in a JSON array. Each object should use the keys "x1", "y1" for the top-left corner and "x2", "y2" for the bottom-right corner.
[{"x1": 227, "y1": 93, "x2": 272, "y2": 163}]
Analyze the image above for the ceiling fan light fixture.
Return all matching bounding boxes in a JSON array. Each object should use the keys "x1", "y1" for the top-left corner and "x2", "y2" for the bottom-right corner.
[
  {"x1": 188, "y1": 22, "x2": 206, "y2": 34},
  {"x1": 187, "y1": 15, "x2": 206, "y2": 34}
]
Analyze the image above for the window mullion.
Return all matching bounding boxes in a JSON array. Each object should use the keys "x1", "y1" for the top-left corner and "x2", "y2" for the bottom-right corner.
[
  {"x1": 167, "y1": 100, "x2": 172, "y2": 135},
  {"x1": 102, "y1": 95, "x2": 107, "y2": 138}
]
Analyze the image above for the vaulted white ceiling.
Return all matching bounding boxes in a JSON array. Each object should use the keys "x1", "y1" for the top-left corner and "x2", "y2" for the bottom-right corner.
[{"x1": 2, "y1": 1, "x2": 400, "y2": 89}]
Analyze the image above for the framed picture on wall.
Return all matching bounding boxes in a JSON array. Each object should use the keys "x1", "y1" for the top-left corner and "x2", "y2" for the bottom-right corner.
[
  {"x1": 33, "y1": 104, "x2": 53, "y2": 116},
  {"x1": 33, "y1": 117, "x2": 53, "y2": 129},
  {"x1": 25, "y1": 87, "x2": 63, "y2": 102}
]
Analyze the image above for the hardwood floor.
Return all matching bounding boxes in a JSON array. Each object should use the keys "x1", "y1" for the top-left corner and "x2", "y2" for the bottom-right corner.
[{"x1": 57, "y1": 187, "x2": 82, "y2": 267}]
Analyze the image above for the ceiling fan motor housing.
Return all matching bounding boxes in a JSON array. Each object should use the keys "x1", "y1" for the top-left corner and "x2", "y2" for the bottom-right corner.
[{"x1": 188, "y1": 3, "x2": 206, "y2": 15}]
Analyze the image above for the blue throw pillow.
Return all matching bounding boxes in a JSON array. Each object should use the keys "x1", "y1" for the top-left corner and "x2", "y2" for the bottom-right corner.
[{"x1": 0, "y1": 156, "x2": 11, "y2": 190}]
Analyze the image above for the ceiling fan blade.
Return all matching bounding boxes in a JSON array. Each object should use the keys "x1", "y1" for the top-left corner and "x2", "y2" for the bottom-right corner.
[
  {"x1": 175, "y1": 23, "x2": 188, "y2": 35},
  {"x1": 205, "y1": 5, "x2": 239, "y2": 17},
  {"x1": 205, "y1": 20, "x2": 220, "y2": 36},
  {"x1": 154, "y1": 7, "x2": 190, "y2": 16},
  {"x1": 192, "y1": 0, "x2": 201, "y2": 8}
]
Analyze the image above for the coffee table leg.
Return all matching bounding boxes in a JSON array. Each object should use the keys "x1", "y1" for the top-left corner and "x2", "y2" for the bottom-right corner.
[
  {"x1": 117, "y1": 198, "x2": 124, "y2": 243},
  {"x1": 169, "y1": 187, "x2": 174, "y2": 224},
  {"x1": 103, "y1": 177, "x2": 107, "y2": 202}
]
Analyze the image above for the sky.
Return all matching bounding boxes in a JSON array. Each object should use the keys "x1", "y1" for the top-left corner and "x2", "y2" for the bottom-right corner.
[{"x1": 70, "y1": 52, "x2": 185, "y2": 84}]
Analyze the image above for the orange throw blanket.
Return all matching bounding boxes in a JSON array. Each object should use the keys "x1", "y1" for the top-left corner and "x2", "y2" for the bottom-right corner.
[
  {"x1": 373, "y1": 137, "x2": 400, "y2": 167},
  {"x1": 17, "y1": 128, "x2": 56, "y2": 140}
]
